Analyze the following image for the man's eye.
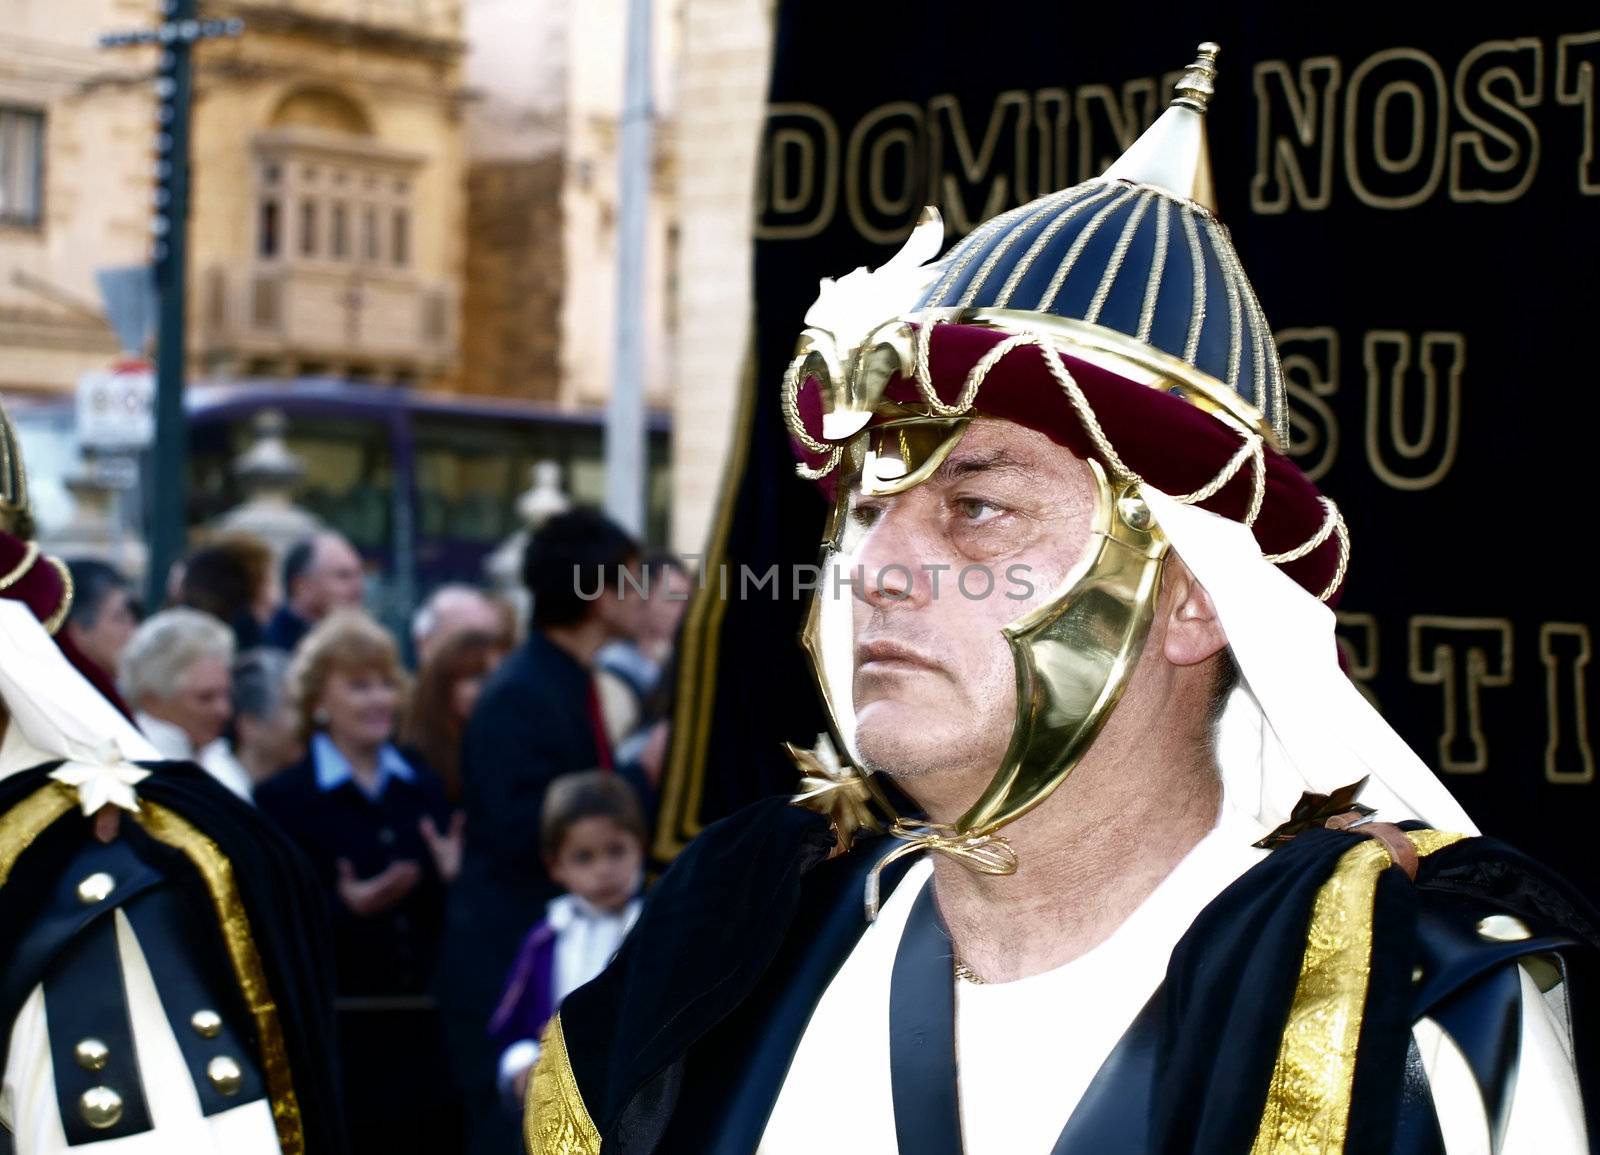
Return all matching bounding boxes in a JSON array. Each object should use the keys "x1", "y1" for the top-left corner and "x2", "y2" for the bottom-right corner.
[
  {"x1": 954, "y1": 499, "x2": 1003, "y2": 522},
  {"x1": 850, "y1": 503, "x2": 885, "y2": 528}
]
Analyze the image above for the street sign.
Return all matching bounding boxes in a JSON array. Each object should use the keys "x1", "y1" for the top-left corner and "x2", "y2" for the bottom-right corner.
[{"x1": 76, "y1": 365, "x2": 155, "y2": 451}]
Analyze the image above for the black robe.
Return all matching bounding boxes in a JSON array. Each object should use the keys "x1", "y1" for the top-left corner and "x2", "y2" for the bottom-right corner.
[{"x1": 544, "y1": 797, "x2": 1600, "y2": 1154}]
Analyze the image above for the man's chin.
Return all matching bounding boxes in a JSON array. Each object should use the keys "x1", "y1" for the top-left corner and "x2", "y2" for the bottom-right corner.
[{"x1": 854, "y1": 702, "x2": 948, "y2": 779}]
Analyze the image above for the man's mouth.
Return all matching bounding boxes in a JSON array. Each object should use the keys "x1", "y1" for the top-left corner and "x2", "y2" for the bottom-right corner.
[{"x1": 855, "y1": 639, "x2": 940, "y2": 675}]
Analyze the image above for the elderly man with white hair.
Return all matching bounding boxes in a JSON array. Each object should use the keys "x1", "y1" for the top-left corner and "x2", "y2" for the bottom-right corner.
[
  {"x1": 119, "y1": 608, "x2": 250, "y2": 801},
  {"x1": 412, "y1": 584, "x2": 508, "y2": 667}
]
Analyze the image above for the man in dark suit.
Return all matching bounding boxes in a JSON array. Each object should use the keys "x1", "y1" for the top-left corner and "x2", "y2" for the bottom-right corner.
[
  {"x1": 262, "y1": 532, "x2": 366, "y2": 652},
  {"x1": 435, "y1": 509, "x2": 643, "y2": 1155}
]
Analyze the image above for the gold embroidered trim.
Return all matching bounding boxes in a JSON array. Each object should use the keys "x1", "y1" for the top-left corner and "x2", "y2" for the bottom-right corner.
[
  {"x1": 1036, "y1": 187, "x2": 1136, "y2": 313},
  {"x1": 993, "y1": 182, "x2": 1122, "y2": 307},
  {"x1": 42, "y1": 554, "x2": 73, "y2": 635},
  {"x1": 1205, "y1": 217, "x2": 1244, "y2": 391},
  {"x1": 1084, "y1": 190, "x2": 1156, "y2": 326},
  {"x1": 1181, "y1": 207, "x2": 1206, "y2": 363},
  {"x1": 524, "y1": 1015, "x2": 602, "y2": 1155},
  {"x1": 1249, "y1": 829, "x2": 1467, "y2": 1155},
  {"x1": 1136, "y1": 197, "x2": 1172, "y2": 344},
  {"x1": 957, "y1": 187, "x2": 1080, "y2": 309},
  {"x1": 925, "y1": 197, "x2": 1035, "y2": 306},
  {"x1": 134, "y1": 802, "x2": 306, "y2": 1155},
  {"x1": 0, "y1": 783, "x2": 74, "y2": 886},
  {"x1": 0, "y1": 541, "x2": 39, "y2": 593}
]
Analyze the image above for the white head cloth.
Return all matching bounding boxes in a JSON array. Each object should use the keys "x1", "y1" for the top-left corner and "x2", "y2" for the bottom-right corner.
[
  {"x1": 1143, "y1": 488, "x2": 1478, "y2": 836},
  {"x1": 0, "y1": 599, "x2": 160, "y2": 788}
]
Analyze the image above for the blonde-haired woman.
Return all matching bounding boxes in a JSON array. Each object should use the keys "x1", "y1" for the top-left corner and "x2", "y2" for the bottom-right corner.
[
  {"x1": 258, "y1": 610, "x2": 463, "y2": 991},
  {"x1": 256, "y1": 611, "x2": 464, "y2": 1150}
]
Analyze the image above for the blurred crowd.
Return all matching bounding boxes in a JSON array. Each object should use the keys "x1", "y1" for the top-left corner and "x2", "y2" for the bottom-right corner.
[{"x1": 62, "y1": 511, "x2": 685, "y2": 1155}]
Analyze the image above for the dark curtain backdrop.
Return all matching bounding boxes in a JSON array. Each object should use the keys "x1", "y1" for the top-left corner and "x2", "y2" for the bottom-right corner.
[{"x1": 658, "y1": 1, "x2": 1600, "y2": 894}]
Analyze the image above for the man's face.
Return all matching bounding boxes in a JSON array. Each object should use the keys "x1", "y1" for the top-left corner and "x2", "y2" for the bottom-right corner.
[
  {"x1": 597, "y1": 558, "x2": 649, "y2": 643},
  {"x1": 307, "y1": 536, "x2": 365, "y2": 618},
  {"x1": 846, "y1": 419, "x2": 1097, "y2": 782},
  {"x1": 68, "y1": 588, "x2": 138, "y2": 677},
  {"x1": 148, "y1": 654, "x2": 233, "y2": 751}
]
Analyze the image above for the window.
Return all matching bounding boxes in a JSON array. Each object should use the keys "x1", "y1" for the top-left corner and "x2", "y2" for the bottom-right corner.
[
  {"x1": 258, "y1": 199, "x2": 280, "y2": 258},
  {"x1": 391, "y1": 207, "x2": 408, "y2": 266},
  {"x1": 299, "y1": 200, "x2": 318, "y2": 256},
  {"x1": 362, "y1": 205, "x2": 378, "y2": 262},
  {"x1": 0, "y1": 106, "x2": 44, "y2": 227},
  {"x1": 331, "y1": 202, "x2": 349, "y2": 259}
]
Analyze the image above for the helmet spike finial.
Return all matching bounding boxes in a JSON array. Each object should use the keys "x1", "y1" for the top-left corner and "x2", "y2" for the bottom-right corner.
[{"x1": 1173, "y1": 42, "x2": 1220, "y2": 113}]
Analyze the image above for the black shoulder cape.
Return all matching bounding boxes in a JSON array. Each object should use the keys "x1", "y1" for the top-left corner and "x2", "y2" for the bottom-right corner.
[{"x1": 550, "y1": 798, "x2": 1600, "y2": 1155}]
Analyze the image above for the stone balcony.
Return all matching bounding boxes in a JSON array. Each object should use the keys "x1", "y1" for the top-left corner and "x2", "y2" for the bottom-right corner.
[{"x1": 199, "y1": 261, "x2": 456, "y2": 382}]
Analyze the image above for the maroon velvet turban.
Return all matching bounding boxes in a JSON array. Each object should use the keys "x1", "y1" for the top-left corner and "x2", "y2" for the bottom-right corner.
[
  {"x1": 790, "y1": 323, "x2": 1343, "y2": 602},
  {"x1": 0, "y1": 530, "x2": 135, "y2": 718}
]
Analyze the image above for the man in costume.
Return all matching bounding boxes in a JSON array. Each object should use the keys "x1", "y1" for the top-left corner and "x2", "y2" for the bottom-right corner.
[
  {"x1": 0, "y1": 406, "x2": 346, "y2": 1153},
  {"x1": 526, "y1": 45, "x2": 1597, "y2": 1154}
]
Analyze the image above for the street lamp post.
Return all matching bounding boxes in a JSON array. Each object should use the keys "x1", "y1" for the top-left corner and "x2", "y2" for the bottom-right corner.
[
  {"x1": 604, "y1": 0, "x2": 653, "y2": 538},
  {"x1": 101, "y1": 2, "x2": 242, "y2": 606}
]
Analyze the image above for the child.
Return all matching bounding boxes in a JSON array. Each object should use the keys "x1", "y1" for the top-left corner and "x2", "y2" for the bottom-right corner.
[{"x1": 489, "y1": 770, "x2": 646, "y2": 1105}]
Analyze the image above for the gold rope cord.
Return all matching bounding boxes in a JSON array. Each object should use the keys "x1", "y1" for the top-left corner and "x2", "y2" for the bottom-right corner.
[
  {"x1": 1249, "y1": 829, "x2": 1466, "y2": 1154},
  {"x1": 0, "y1": 782, "x2": 74, "y2": 885},
  {"x1": 134, "y1": 801, "x2": 306, "y2": 1155},
  {"x1": 524, "y1": 1015, "x2": 602, "y2": 1155}
]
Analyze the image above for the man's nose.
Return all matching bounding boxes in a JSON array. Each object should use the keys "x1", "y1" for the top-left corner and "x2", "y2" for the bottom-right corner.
[{"x1": 855, "y1": 509, "x2": 930, "y2": 609}]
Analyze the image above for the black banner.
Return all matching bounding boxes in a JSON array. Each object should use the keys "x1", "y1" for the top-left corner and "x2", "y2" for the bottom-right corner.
[{"x1": 659, "y1": 1, "x2": 1600, "y2": 893}]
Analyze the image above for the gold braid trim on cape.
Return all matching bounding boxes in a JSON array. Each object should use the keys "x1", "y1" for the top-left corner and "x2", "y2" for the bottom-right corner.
[
  {"x1": 134, "y1": 801, "x2": 307, "y2": 1155},
  {"x1": 525, "y1": 1014, "x2": 603, "y2": 1154},
  {"x1": 1249, "y1": 828, "x2": 1466, "y2": 1154}
]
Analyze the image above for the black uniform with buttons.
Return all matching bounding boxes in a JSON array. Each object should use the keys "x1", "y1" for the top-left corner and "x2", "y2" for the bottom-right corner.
[
  {"x1": 0, "y1": 826, "x2": 268, "y2": 1148},
  {"x1": 256, "y1": 747, "x2": 453, "y2": 997}
]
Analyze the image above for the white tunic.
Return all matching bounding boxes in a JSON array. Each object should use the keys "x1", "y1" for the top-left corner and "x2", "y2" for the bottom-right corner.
[{"x1": 758, "y1": 804, "x2": 1587, "y2": 1154}]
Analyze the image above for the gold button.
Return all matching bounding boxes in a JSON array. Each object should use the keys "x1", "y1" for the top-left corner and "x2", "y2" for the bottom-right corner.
[
  {"x1": 1411, "y1": 965, "x2": 1425, "y2": 983},
  {"x1": 76, "y1": 873, "x2": 115, "y2": 905},
  {"x1": 207, "y1": 1055, "x2": 243, "y2": 1096},
  {"x1": 74, "y1": 1038, "x2": 110, "y2": 1072},
  {"x1": 79, "y1": 1086, "x2": 124, "y2": 1129},
  {"x1": 1477, "y1": 914, "x2": 1532, "y2": 942},
  {"x1": 190, "y1": 1009, "x2": 222, "y2": 1039}
]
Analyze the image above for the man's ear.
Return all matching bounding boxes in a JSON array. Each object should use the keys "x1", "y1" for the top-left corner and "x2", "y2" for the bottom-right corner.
[{"x1": 1162, "y1": 565, "x2": 1228, "y2": 668}]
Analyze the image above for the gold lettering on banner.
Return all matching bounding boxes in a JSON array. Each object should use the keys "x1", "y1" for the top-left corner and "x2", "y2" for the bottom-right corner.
[
  {"x1": 1344, "y1": 48, "x2": 1449, "y2": 209},
  {"x1": 755, "y1": 103, "x2": 840, "y2": 240},
  {"x1": 1277, "y1": 326, "x2": 1340, "y2": 482},
  {"x1": 1542, "y1": 623, "x2": 1595, "y2": 785},
  {"x1": 845, "y1": 101, "x2": 925, "y2": 245},
  {"x1": 1335, "y1": 611, "x2": 1380, "y2": 710},
  {"x1": 1363, "y1": 331, "x2": 1464, "y2": 492},
  {"x1": 1252, "y1": 57, "x2": 1343, "y2": 214},
  {"x1": 1034, "y1": 89, "x2": 1071, "y2": 198},
  {"x1": 1556, "y1": 32, "x2": 1600, "y2": 194},
  {"x1": 1450, "y1": 39, "x2": 1543, "y2": 204},
  {"x1": 1074, "y1": 78, "x2": 1160, "y2": 182},
  {"x1": 927, "y1": 91, "x2": 1031, "y2": 237},
  {"x1": 1409, "y1": 617, "x2": 1513, "y2": 775}
]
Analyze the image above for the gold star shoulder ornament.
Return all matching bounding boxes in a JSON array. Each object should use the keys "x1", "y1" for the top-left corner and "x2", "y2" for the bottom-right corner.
[
  {"x1": 785, "y1": 733, "x2": 883, "y2": 855},
  {"x1": 49, "y1": 740, "x2": 151, "y2": 817}
]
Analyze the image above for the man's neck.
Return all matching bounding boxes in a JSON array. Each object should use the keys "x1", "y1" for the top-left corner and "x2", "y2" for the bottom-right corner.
[
  {"x1": 542, "y1": 620, "x2": 609, "y2": 669},
  {"x1": 915, "y1": 737, "x2": 1222, "y2": 984}
]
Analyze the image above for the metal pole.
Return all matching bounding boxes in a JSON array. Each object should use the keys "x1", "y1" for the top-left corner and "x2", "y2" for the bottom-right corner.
[
  {"x1": 146, "y1": 0, "x2": 196, "y2": 608},
  {"x1": 604, "y1": 0, "x2": 652, "y2": 538}
]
